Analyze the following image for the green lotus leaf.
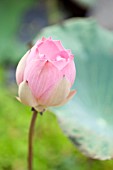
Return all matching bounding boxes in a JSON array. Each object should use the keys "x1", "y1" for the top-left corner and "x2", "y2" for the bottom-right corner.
[{"x1": 37, "y1": 18, "x2": 113, "y2": 160}]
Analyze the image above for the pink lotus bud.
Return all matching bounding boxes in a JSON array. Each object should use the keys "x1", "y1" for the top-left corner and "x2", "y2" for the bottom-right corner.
[{"x1": 16, "y1": 37, "x2": 76, "y2": 112}]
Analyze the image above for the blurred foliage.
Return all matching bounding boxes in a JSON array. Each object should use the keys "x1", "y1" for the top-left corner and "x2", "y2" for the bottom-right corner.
[
  {"x1": 37, "y1": 18, "x2": 113, "y2": 160},
  {"x1": 73, "y1": 0, "x2": 97, "y2": 7},
  {"x1": 0, "y1": 85, "x2": 82, "y2": 170},
  {"x1": 0, "y1": 0, "x2": 37, "y2": 65},
  {"x1": 47, "y1": 0, "x2": 63, "y2": 25}
]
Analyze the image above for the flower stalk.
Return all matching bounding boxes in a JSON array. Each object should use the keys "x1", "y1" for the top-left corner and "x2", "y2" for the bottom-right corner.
[{"x1": 28, "y1": 108, "x2": 38, "y2": 170}]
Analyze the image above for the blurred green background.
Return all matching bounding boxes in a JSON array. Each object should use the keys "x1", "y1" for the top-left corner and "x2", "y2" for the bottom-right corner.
[{"x1": 1, "y1": 0, "x2": 113, "y2": 169}]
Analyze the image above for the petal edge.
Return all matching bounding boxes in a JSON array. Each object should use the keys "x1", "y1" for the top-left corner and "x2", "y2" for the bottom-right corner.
[{"x1": 18, "y1": 81, "x2": 38, "y2": 107}]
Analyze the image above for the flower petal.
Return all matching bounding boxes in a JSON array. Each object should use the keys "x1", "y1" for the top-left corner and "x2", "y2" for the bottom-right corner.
[
  {"x1": 24, "y1": 58, "x2": 46, "y2": 89},
  {"x1": 24, "y1": 60, "x2": 62, "y2": 98},
  {"x1": 38, "y1": 39, "x2": 59, "y2": 60},
  {"x1": 16, "y1": 51, "x2": 29, "y2": 85},
  {"x1": 41, "y1": 37, "x2": 47, "y2": 41},
  {"x1": 61, "y1": 60, "x2": 76, "y2": 86},
  {"x1": 54, "y1": 40, "x2": 65, "y2": 51},
  {"x1": 51, "y1": 50, "x2": 70, "y2": 70},
  {"x1": 55, "y1": 90, "x2": 77, "y2": 107},
  {"x1": 26, "y1": 45, "x2": 39, "y2": 63},
  {"x1": 38, "y1": 77, "x2": 71, "y2": 106},
  {"x1": 18, "y1": 81, "x2": 38, "y2": 107}
]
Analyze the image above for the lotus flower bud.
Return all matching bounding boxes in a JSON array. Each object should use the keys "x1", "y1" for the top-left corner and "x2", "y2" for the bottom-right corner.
[{"x1": 16, "y1": 37, "x2": 76, "y2": 112}]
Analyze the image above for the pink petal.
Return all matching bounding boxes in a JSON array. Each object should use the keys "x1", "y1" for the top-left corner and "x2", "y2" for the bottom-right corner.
[
  {"x1": 18, "y1": 81, "x2": 38, "y2": 107},
  {"x1": 52, "y1": 60, "x2": 68, "y2": 71},
  {"x1": 26, "y1": 45, "x2": 39, "y2": 64},
  {"x1": 51, "y1": 50, "x2": 71, "y2": 70},
  {"x1": 24, "y1": 60, "x2": 62, "y2": 99},
  {"x1": 38, "y1": 39, "x2": 59, "y2": 60},
  {"x1": 16, "y1": 50, "x2": 29, "y2": 85},
  {"x1": 54, "y1": 40, "x2": 65, "y2": 51},
  {"x1": 55, "y1": 90, "x2": 77, "y2": 107},
  {"x1": 38, "y1": 77, "x2": 71, "y2": 106},
  {"x1": 41, "y1": 37, "x2": 47, "y2": 41},
  {"x1": 61, "y1": 60, "x2": 76, "y2": 86},
  {"x1": 24, "y1": 58, "x2": 46, "y2": 90}
]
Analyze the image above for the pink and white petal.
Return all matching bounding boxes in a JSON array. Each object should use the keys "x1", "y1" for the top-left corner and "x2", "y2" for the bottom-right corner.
[
  {"x1": 54, "y1": 40, "x2": 65, "y2": 51},
  {"x1": 24, "y1": 60, "x2": 62, "y2": 98},
  {"x1": 51, "y1": 50, "x2": 72, "y2": 70},
  {"x1": 38, "y1": 77, "x2": 71, "y2": 106},
  {"x1": 18, "y1": 81, "x2": 38, "y2": 107},
  {"x1": 55, "y1": 90, "x2": 77, "y2": 107},
  {"x1": 16, "y1": 50, "x2": 29, "y2": 85},
  {"x1": 52, "y1": 60, "x2": 68, "y2": 70},
  {"x1": 38, "y1": 39, "x2": 59, "y2": 60},
  {"x1": 61, "y1": 60, "x2": 76, "y2": 86}
]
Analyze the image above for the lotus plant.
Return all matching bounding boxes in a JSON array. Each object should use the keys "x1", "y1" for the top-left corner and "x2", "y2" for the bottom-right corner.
[{"x1": 16, "y1": 37, "x2": 76, "y2": 170}]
